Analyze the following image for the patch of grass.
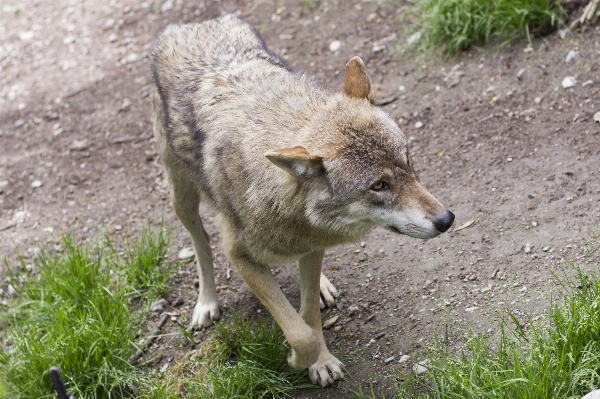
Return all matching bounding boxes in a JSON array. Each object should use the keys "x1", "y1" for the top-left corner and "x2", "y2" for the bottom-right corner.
[
  {"x1": 121, "y1": 224, "x2": 170, "y2": 300},
  {"x1": 392, "y1": 261, "x2": 600, "y2": 398},
  {"x1": 146, "y1": 314, "x2": 316, "y2": 399},
  {"x1": 0, "y1": 226, "x2": 170, "y2": 399},
  {"x1": 419, "y1": 0, "x2": 565, "y2": 55}
]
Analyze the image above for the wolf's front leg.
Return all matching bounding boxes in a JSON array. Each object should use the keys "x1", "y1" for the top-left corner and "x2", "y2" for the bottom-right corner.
[
  {"x1": 228, "y1": 252, "x2": 320, "y2": 369},
  {"x1": 300, "y1": 251, "x2": 344, "y2": 387}
]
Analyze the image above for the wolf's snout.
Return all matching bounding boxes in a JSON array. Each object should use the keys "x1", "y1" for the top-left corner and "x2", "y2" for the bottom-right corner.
[{"x1": 433, "y1": 211, "x2": 455, "y2": 233}]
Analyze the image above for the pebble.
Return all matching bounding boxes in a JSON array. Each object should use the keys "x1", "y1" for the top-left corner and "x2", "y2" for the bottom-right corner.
[
  {"x1": 31, "y1": 180, "x2": 42, "y2": 188},
  {"x1": 562, "y1": 76, "x2": 576, "y2": 89},
  {"x1": 465, "y1": 306, "x2": 478, "y2": 312},
  {"x1": 178, "y1": 247, "x2": 195, "y2": 260},
  {"x1": 594, "y1": 111, "x2": 600, "y2": 123},
  {"x1": 407, "y1": 31, "x2": 421, "y2": 45},
  {"x1": 542, "y1": 246, "x2": 551, "y2": 252},
  {"x1": 565, "y1": 50, "x2": 579, "y2": 63},
  {"x1": 581, "y1": 389, "x2": 600, "y2": 399},
  {"x1": 160, "y1": 0, "x2": 173, "y2": 12},
  {"x1": 524, "y1": 244, "x2": 532, "y2": 254},
  {"x1": 384, "y1": 356, "x2": 395, "y2": 364},
  {"x1": 19, "y1": 31, "x2": 34, "y2": 41},
  {"x1": 398, "y1": 354, "x2": 410, "y2": 364},
  {"x1": 582, "y1": 80, "x2": 593, "y2": 87},
  {"x1": 0, "y1": 180, "x2": 7, "y2": 187},
  {"x1": 347, "y1": 305, "x2": 359, "y2": 316},
  {"x1": 413, "y1": 360, "x2": 429, "y2": 376},
  {"x1": 119, "y1": 98, "x2": 131, "y2": 112},
  {"x1": 558, "y1": 29, "x2": 568, "y2": 39},
  {"x1": 150, "y1": 298, "x2": 168, "y2": 312},
  {"x1": 323, "y1": 315, "x2": 339, "y2": 329},
  {"x1": 516, "y1": 68, "x2": 526, "y2": 80},
  {"x1": 534, "y1": 97, "x2": 542, "y2": 104},
  {"x1": 14, "y1": 119, "x2": 24, "y2": 128},
  {"x1": 415, "y1": 121, "x2": 423, "y2": 129},
  {"x1": 108, "y1": 33, "x2": 118, "y2": 43},
  {"x1": 8, "y1": 285, "x2": 17, "y2": 297},
  {"x1": 63, "y1": 36, "x2": 76, "y2": 45},
  {"x1": 114, "y1": 225, "x2": 122, "y2": 231},
  {"x1": 329, "y1": 40, "x2": 341, "y2": 52}
]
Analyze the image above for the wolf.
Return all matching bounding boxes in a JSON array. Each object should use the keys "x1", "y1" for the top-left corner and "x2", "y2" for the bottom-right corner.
[{"x1": 151, "y1": 14, "x2": 454, "y2": 387}]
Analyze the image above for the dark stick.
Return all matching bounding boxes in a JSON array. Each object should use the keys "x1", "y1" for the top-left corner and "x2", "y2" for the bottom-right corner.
[{"x1": 128, "y1": 313, "x2": 170, "y2": 365}]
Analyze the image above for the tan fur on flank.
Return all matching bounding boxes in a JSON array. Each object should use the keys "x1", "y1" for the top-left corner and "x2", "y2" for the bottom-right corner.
[{"x1": 152, "y1": 14, "x2": 454, "y2": 387}]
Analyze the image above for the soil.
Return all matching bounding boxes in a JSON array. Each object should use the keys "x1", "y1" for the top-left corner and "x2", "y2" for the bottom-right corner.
[{"x1": 1, "y1": 0, "x2": 599, "y2": 397}]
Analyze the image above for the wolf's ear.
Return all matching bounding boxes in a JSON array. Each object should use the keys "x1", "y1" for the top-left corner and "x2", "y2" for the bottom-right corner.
[
  {"x1": 265, "y1": 146, "x2": 324, "y2": 178},
  {"x1": 343, "y1": 56, "x2": 374, "y2": 104}
]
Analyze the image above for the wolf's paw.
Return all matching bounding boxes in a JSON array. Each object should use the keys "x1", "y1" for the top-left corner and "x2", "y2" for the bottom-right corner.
[
  {"x1": 189, "y1": 300, "x2": 220, "y2": 330},
  {"x1": 319, "y1": 272, "x2": 339, "y2": 309},
  {"x1": 308, "y1": 352, "x2": 344, "y2": 387}
]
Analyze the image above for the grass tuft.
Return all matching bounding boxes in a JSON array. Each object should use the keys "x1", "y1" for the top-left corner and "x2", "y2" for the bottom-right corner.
[
  {"x1": 0, "y1": 226, "x2": 169, "y2": 399},
  {"x1": 419, "y1": 0, "x2": 565, "y2": 55},
  {"x1": 145, "y1": 314, "x2": 316, "y2": 399},
  {"x1": 393, "y1": 261, "x2": 600, "y2": 399}
]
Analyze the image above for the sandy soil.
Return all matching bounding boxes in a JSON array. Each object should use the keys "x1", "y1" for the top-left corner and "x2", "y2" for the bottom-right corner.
[{"x1": 1, "y1": 0, "x2": 599, "y2": 397}]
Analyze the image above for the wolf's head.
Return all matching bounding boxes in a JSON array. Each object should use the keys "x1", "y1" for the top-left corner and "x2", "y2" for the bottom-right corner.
[{"x1": 265, "y1": 57, "x2": 454, "y2": 241}]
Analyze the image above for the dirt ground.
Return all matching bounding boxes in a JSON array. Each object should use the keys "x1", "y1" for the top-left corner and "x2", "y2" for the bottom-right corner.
[{"x1": 1, "y1": 0, "x2": 600, "y2": 397}]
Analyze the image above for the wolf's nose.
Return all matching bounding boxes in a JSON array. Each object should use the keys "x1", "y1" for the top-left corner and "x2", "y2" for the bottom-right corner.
[{"x1": 433, "y1": 211, "x2": 455, "y2": 233}]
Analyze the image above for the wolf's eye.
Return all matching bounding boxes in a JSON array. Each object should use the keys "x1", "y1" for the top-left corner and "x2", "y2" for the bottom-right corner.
[{"x1": 371, "y1": 181, "x2": 389, "y2": 191}]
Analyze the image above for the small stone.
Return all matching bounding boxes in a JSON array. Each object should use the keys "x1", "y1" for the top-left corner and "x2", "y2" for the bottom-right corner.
[
  {"x1": 542, "y1": 246, "x2": 551, "y2": 252},
  {"x1": 0, "y1": 180, "x2": 7, "y2": 187},
  {"x1": 594, "y1": 111, "x2": 600, "y2": 123},
  {"x1": 119, "y1": 98, "x2": 131, "y2": 112},
  {"x1": 63, "y1": 35, "x2": 76, "y2": 45},
  {"x1": 114, "y1": 225, "x2": 122, "y2": 231},
  {"x1": 43, "y1": 227, "x2": 54, "y2": 233},
  {"x1": 31, "y1": 180, "x2": 42, "y2": 188},
  {"x1": 532, "y1": 221, "x2": 538, "y2": 227},
  {"x1": 122, "y1": 53, "x2": 139, "y2": 64},
  {"x1": 108, "y1": 33, "x2": 118, "y2": 43},
  {"x1": 329, "y1": 40, "x2": 341, "y2": 52},
  {"x1": 69, "y1": 139, "x2": 89, "y2": 151},
  {"x1": 407, "y1": 31, "x2": 421, "y2": 45},
  {"x1": 507, "y1": 157, "x2": 513, "y2": 162},
  {"x1": 523, "y1": 46, "x2": 533, "y2": 53},
  {"x1": 524, "y1": 244, "x2": 532, "y2": 254},
  {"x1": 8, "y1": 285, "x2": 17, "y2": 297},
  {"x1": 413, "y1": 360, "x2": 429, "y2": 376},
  {"x1": 360, "y1": 241, "x2": 366, "y2": 248},
  {"x1": 398, "y1": 354, "x2": 410, "y2": 364},
  {"x1": 562, "y1": 76, "x2": 576, "y2": 89},
  {"x1": 14, "y1": 119, "x2": 25, "y2": 128},
  {"x1": 178, "y1": 247, "x2": 195, "y2": 260},
  {"x1": 534, "y1": 97, "x2": 542, "y2": 104},
  {"x1": 384, "y1": 356, "x2": 395, "y2": 364},
  {"x1": 150, "y1": 298, "x2": 168, "y2": 312},
  {"x1": 558, "y1": 29, "x2": 568, "y2": 39},
  {"x1": 465, "y1": 306, "x2": 478, "y2": 312},
  {"x1": 171, "y1": 297, "x2": 184, "y2": 307},
  {"x1": 520, "y1": 286, "x2": 527, "y2": 292},
  {"x1": 160, "y1": 0, "x2": 173, "y2": 12},
  {"x1": 323, "y1": 315, "x2": 339, "y2": 329},
  {"x1": 468, "y1": 273, "x2": 477, "y2": 281},
  {"x1": 415, "y1": 121, "x2": 423, "y2": 129},
  {"x1": 19, "y1": 31, "x2": 34, "y2": 41},
  {"x1": 347, "y1": 305, "x2": 359, "y2": 316},
  {"x1": 516, "y1": 68, "x2": 526, "y2": 80},
  {"x1": 565, "y1": 50, "x2": 579, "y2": 63},
  {"x1": 582, "y1": 80, "x2": 593, "y2": 87}
]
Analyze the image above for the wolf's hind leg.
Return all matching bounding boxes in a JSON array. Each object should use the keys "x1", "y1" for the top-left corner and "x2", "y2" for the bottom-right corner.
[
  {"x1": 167, "y1": 171, "x2": 220, "y2": 329},
  {"x1": 319, "y1": 272, "x2": 339, "y2": 309}
]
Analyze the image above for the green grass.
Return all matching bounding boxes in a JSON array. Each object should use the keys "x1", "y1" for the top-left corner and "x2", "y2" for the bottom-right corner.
[
  {"x1": 380, "y1": 261, "x2": 600, "y2": 399},
  {"x1": 144, "y1": 314, "x2": 315, "y2": 399},
  {"x1": 419, "y1": 0, "x2": 565, "y2": 55},
  {"x1": 0, "y1": 226, "x2": 170, "y2": 399}
]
